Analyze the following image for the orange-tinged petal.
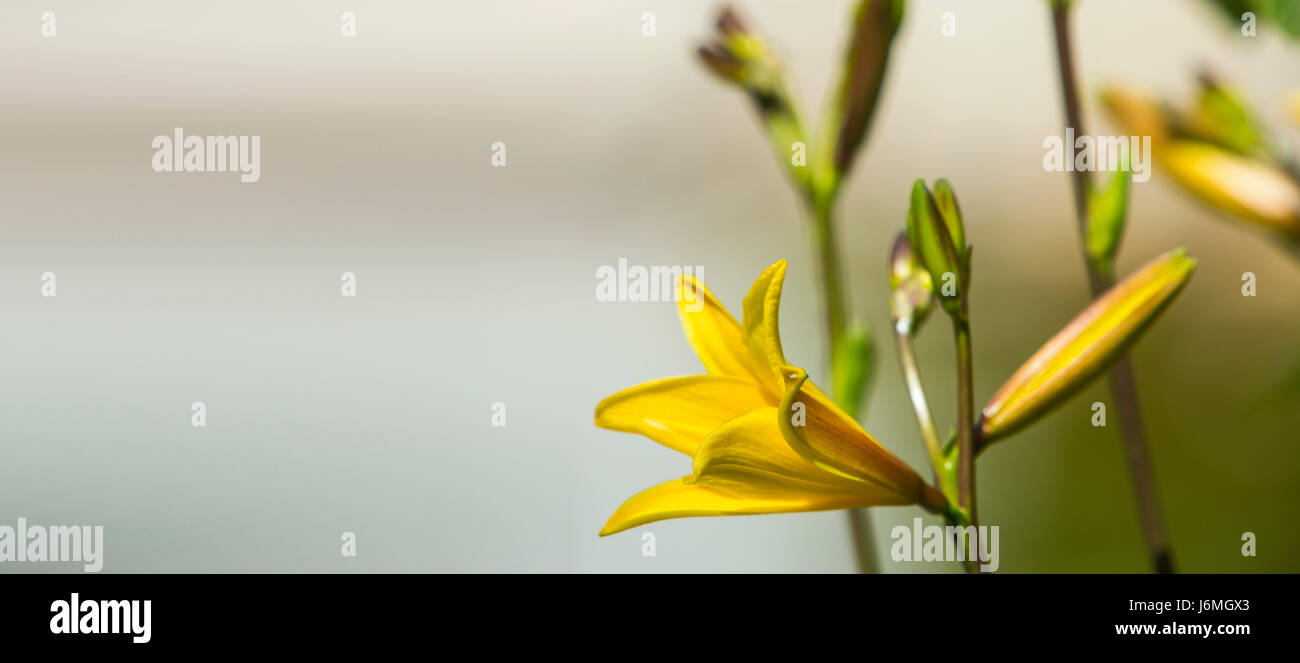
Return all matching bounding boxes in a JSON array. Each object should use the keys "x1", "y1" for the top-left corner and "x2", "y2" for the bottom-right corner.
[
  {"x1": 595, "y1": 375, "x2": 774, "y2": 455},
  {"x1": 677, "y1": 274, "x2": 770, "y2": 385},
  {"x1": 777, "y1": 366, "x2": 936, "y2": 507},
  {"x1": 690, "y1": 407, "x2": 875, "y2": 498}
]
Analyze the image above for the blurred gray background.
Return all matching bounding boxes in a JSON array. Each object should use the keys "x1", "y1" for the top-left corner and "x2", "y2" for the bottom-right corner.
[{"x1": 0, "y1": 0, "x2": 1296, "y2": 572}]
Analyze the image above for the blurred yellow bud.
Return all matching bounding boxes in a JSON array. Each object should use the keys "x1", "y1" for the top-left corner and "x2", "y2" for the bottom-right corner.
[
  {"x1": 1101, "y1": 83, "x2": 1300, "y2": 244},
  {"x1": 1161, "y1": 142, "x2": 1300, "y2": 241}
]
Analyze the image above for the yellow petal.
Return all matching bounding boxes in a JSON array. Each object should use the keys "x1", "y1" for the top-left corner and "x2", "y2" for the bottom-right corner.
[
  {"x1": 741, "y1": 260, "x2": 791, "y2": 394},
  {"x1": 595, "y1": 375, "x2": 774, "y2": 455},
  {"x1": 979, "y1": 249, "x2": 1197, "y2": 446},
  {"x1": 1162, "y1": 142, "x2": 1300, "y2": 240},
  {"x1": 600, "y1": 405, "x2": 939, "y2": 536},
  {"x1": 777, "y1": 366, "x2": 936, "y2": 507},
  {"x1": 690, "y1": 407, "x2": 875, "y2": 498},
  {"x1": 599, "y1": 476, "x2": 864, "y2": 536},
  {"x1": 677, "y1": 274, "x2": 770, "y2": 385}
]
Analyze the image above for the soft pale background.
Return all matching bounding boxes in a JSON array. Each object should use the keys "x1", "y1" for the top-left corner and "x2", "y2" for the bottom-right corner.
[{"x1": 0, "y1": 0, "x2": 1295, "y2": 572}]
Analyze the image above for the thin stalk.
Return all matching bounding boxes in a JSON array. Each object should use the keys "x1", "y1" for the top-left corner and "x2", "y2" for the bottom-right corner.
[
  {"x1": 953, "y1": 320, "x2": 976, "y2": 509},
  {"x1": 812, "y1": 195, "x2": 848, "y2": 352},
  {"x1": 953, "y1": 318, "x2": 980, "y2": 574},
  {"x1": 895, "y1": 330, "x2": 944, "y2": 481},
  {"x1": 810, "y1": 194, "x2": 877, "y2": 574},
  {"x1": 1050, "y1": 0, "x2": 1174, "y2": 573}
]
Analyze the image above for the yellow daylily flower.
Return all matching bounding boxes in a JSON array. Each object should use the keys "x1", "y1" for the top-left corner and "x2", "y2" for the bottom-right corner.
[
  {"x1": 1101, "y1": 86, "x2": 1300, "y2": 242},
  {"x1": 977, "y1": 249, "x2": 1196, "y2": 448},
  {"x1": 595, "y1": 260, "x2": 947, "y2": 535}
]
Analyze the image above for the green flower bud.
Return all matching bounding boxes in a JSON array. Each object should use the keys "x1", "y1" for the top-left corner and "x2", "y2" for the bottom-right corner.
[
  {"x1": 829, "y1": 0, "x2": 905, "y2": 176},
  {"x1": 906, "y1": 179, "x2": 969, "y2": 320},
  {"x1": 888, "y1": 232, "x2": 933, "y2": 336}
]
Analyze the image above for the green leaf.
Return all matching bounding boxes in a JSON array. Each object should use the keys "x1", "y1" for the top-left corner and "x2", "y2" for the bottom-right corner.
[{"x1": 1203, "y1": 0, "x2": 1300, "y2": 40}]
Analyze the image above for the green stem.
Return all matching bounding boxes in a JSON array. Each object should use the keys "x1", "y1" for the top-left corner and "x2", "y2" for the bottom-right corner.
[
  {"x1": 1051, "y1": 0, "x2": 1174, "y2": 573},
  {"x1": 811, "y1": 195, "x2": 847, "y2": 353},
  {"x1": 721, "y1": 12, "x2": 880, "y2": 572},
  {"x1": 808, "y1": 194, "x2": 878, "y2": 574},
  {"x1": 953, "y1": 318, "x2": 980, "y2": 574}
]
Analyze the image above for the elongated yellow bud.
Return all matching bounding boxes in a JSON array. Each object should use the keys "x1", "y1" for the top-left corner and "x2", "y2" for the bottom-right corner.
[{"x1": 977, "y1": 249, "x2": 1197, "y2": 448}]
